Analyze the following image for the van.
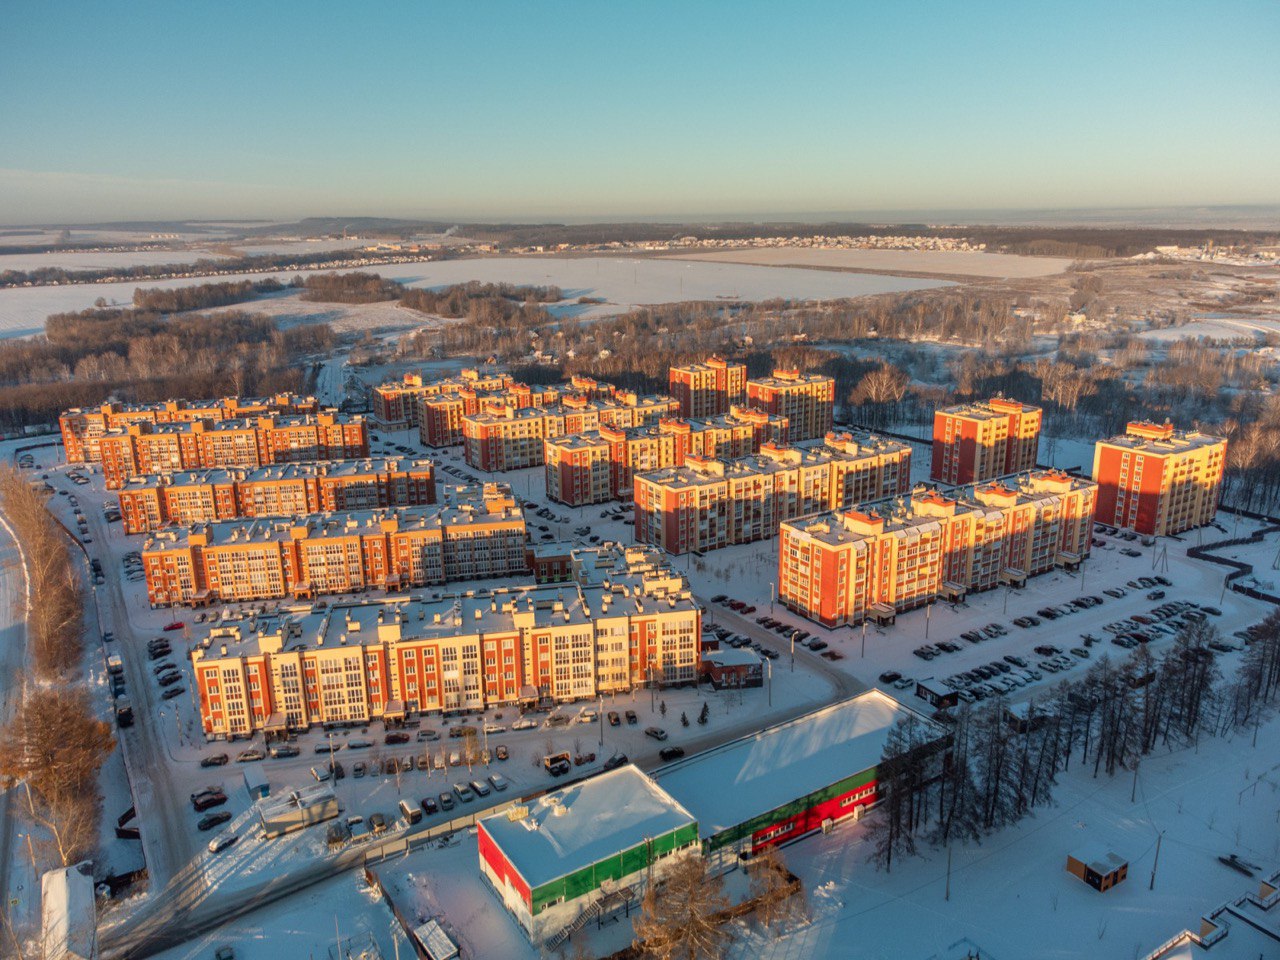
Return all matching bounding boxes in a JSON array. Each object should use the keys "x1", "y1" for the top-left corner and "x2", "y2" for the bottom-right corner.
[{"x1": 398, "y1": 799, "x2": 422, "y2": 825}]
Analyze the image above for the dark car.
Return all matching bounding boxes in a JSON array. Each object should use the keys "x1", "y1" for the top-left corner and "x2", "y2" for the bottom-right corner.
[
  {"x1": 158, "y1": 672, "x2": 183, "y2": 687},
  {"x1": 602, "y1": 753, "x2": 629, "y2": 771},
  {"x1": 607, "y1": 711, "x2": 620, "y2": 726},
  {"x1": 147, "y1": 646, "x2": 171, "y2": 661},
  {"x1": 879, "y1": 670, "x2": 902, "y2": 684},
  {"x1": 625, "y1": 710, "x2": 638, "y2": 725},
  {"x1": 200, "y1": 753, "x2": 230, "y2": 768},
  {"x1": 162, "y1": 686, "x2": 185, "y2": 699},
  {"x1": 438, "y1": 792, "x2": 455, "y2": 811},
  {"x1": 198, "y1": 811, "x2": 232, "y2": 831},
  {"x1": 384, "y1": 732, "x2": 410, "y2": 745},
  {"x1": 192, "y1": 790, "x2": 227, "y2": 812},
  {"x1": 420, "y1": 796, "x2": 439, "y2": 815},
  {"x1": 659, "y1": 746, "x2": 685, "y2": 762},
  {"x1": 495, "y1": 744, "x2": 509, "y2": 761}
]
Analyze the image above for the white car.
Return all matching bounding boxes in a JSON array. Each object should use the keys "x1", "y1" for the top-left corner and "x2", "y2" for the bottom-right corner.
[
  {"x1": 483, "y1": 723, "x2": 505, "y2": 734},
  {"x1": 208, "y1": 831, "x2": 238, "y2": 854},
  {"x1": 511, "y1": 718, "x2": 538, "y2": 731}
]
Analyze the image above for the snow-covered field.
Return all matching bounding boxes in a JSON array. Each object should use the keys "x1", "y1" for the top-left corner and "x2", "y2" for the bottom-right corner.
[
  {"x1": 0, "y1": 256, "x2": 953, "y2": 339},
  {"x1": 668, "y1": 247, "x2": 1075, "y2": 278},
  {"x1": 0, "y1": 248, "x2": 235, "y2": 272},
  {"x1": 1139, "y1": 313, "x2": 1280, "y2": 342}
]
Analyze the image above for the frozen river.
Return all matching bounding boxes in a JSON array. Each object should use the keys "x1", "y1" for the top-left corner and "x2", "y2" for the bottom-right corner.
[{"x1": 0, "y1": 256, "x2": 953, "y2": 338}]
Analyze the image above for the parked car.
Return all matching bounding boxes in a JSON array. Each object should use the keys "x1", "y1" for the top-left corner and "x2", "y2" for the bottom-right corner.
[
  {"x1": 207, "y1": 832, "x2": 238, "y2": 854},
  {"x1": 200, "y1": 753, "x2": 230, "y2": 768},
  {"x1": 236, "y1": 749, "x2": 265, "y2": 763},
  {"x1": 191, "y1": 790, "x2": 227, "y2": 812},
  {"x1": 607, "y1": 711, "x2": 621, "y2": 727},
  {"x1": 659, "y1": 746, "x2": 685, "y2": 762},
  {"x1": 495, "y1": 744, "x2": 509, "y2": 761},
  {"x1": 469, "y1": 779, "x2": 492, "y2": 797},
  {"x1": 644, "y1": 727, "x2": 668, "y2": 741},
  {"x1": 602, "y1": 753, "x2": 628, "y2": 771},
  {"x1": 438, "y1": 792, "x2": 456, "y2": 811},
  {"x1": 163, "y1": 621, "x2": 185, "y2": 632},
  {"x1": 625, "y1": 710, "x2": 638, "y2": 724},
  {"x1": 162, "y1": 686, "x2": 186, "y2": 700},
  {"x1": 511, "y1": 717, "x2": 538, "y2": 731},
  {"x1": 384, "y1": 732, "x2": 410, "y2": 745},
  {"x1": 879, "y1": 671, "x2": 902, "y2": 684},
  {"x1": 488, "y1": 773, "x2": 510, "y2": 792},
  {"x1": 453, "y1": 783, "x2": 476, "y2": 803},
  {"x1": 198, "y1": 811, "x2": 232, "y2": 831}
]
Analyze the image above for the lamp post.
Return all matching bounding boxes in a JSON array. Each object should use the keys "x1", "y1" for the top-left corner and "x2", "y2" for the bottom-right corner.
[
  {"x1": 598, "y1": 694, "x2": 604, "y2": 748},
  {"x1": 925, "y1": 600, "x2": 933, "y2": 640},
  {"x1": 861, "y1": 618, "x2": 868, "y2": 659},
  {"x1": 769, "y1": 581, "x2": 775, "y2": 616},
  {"x1": 766, "y1": 658, "x2": 772, "y2": 708}
]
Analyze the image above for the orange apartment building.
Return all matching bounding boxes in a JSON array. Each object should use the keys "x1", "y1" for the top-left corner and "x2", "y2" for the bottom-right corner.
[
  {"x1": 142, "y1": 490, "x2": 527, "y2": 607},
  {"x1": 371, "y1": 370, "x2": 514, "y2": 428},
  {"x1": 745, "y1": 369, "x2": 836, "y2": 441},
  {"x1": 931, "y1": 397, "x2": 1043, "y2": 484},
  {"x1": 116, "y1": 457, "x2": 436, "y2": 533},
  {"x1": 462, "y1": 394, "x2": 680, "y2": 472},
  {"x1": 633, "y1": 433, "x2": 913, "y2": 554},
  {"x1": 1092, "y1": 421, "x2": 1226, "y2": 536},
  {"x1": 777, "y1": 470, "x2": 1097, "y2": 627},
  {"x1": 668, "y1": 356, "x2": 747, "y2": 418},
  {"x1": 95, "y1": 413, "x2": 369, "y2": 490},
  {"x1": 59, "y1": 393, "x2": 320, "y2": 463},
  {"x1": 542, "y1": 407, "x2": 791, "y2": 507},
  {"x1": 188, "y1": 544, "x2": 702, "y2": 738}
]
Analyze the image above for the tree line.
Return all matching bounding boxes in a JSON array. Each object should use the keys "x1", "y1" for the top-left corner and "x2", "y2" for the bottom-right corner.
[
  {"x1": 131, "y1": 277, "x2": 283, "y2": 312},
  {"x1": 866, "y1": 613, "x2": 1280, "y2": 873}
]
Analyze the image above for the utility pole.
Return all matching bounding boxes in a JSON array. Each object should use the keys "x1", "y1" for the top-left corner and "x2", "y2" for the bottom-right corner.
[
  {"x1": 598, "y1": 694, "x2": 604, "y2": 748},
  {"x1": 766, "y1": 658, "x2": 772, "y2": 708},
  {"x1": 925, "y1": 601, "x2": 933, "y2": 640},
  {"x1": 790, "y1": 632, "x2": 795, "y2": 673},
  {"x1": 769, "y1": 581, "x2": 775, "y2": 616},
  {"x1": 1149, "y1": 831, "x2": 1164, "y2": 890},
  {"x1": 945, "y1": 844, "x2": 952, "y2": 901},
  {"x1": 1131, "y1": 756, "x2": 1140, "y2": 803},
  {"x1": 861, "y1": 618, "x2": 867, "y2": 659}
]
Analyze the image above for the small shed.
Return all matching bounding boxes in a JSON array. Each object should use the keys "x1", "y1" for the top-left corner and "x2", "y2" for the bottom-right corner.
[
  {"x1": 1066, "y1": 843, "x2": 1128, "y2": 892},
  {"x1": 412, "y1": 919, "x2": 460, "y2": 960},
  {"x1": 243, "y1": 765, "x2": 270, "y2": 800},
  {"x1": 41, "y1": 862, "x2": 97, "y2": 960},
  {"x1": 915, "y1": 677, "x2": 959, "y2": 709},
  {"x1": 701, "y1": 648, "x2": 764, "y2": 689}
]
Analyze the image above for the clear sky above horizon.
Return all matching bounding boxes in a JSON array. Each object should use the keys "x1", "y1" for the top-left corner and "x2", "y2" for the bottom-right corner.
[{"x1": 2, "y1": 0, "x2": 1278, "y2": 225}]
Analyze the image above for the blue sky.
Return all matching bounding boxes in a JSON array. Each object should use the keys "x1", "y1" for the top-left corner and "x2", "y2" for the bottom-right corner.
[{"x1": 2, "y1": 1, "x2": 1278, "y2": 223}]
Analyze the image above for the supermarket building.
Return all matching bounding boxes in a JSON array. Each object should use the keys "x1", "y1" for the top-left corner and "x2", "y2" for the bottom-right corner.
[
  {"x1": 478, "y1": 766, "x2": 699, "y2": 946},
  {"x1": 655, "y1": 690, "x2": 947, "y2": 870}
]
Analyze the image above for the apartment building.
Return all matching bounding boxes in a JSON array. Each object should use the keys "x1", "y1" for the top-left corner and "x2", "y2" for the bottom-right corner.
[
  {"x1": 745, "y1": 369, "x2": 835, "y2": 441},
  {"x1": 665, "y1": 405, "x2": 790, "y2": 461},
  {"x1": 142, "y1": 488, "x2": 526, "y2": 606},
  {"x1": 116, "y1": 457, "x2": 436, "y2": 533},
  {"x1": 777, "y1": 470, "x2": 1096, "y2": 627},
  {"x1": 371, "y1": 370, "x2": 514, "y2": 428},
  {"x1": 1092, "y1": 421, "x2": 1227, "y2": 536},
  {"x1": 668, "y1": 356, "x2": 747, "y2": 418},
  {"x1": 632, "y1": 433, "x2": 913, "y2": 554},
  {"x1": 59, "y1": 393, "x2": 319, "y2": 463},
  {"x1": 931, "y1": 397, "x2": 1043, "y2": 484},
  {"x1": 95, "y1": 413, "x2": 369, "y2": 489},
  {"x1": 188, "y1": 543, "x2": 702, "y2": 738}
]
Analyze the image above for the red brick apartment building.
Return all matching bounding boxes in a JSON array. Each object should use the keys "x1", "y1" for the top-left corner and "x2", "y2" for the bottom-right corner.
[
  {"x1": 59, "y1": 394, "x2": 319, "y2": 463},
  {"x1": 142, "y1": 487, "x2": 525, "y2": 606},
  {"x1": 633, "y1": 433, "x2": 913, "y2": 554},
  {"x1": 931, "y1": 397, "x2": 1042, "y2": 484},
  {"x1": 668, "y1": 356, "x2": 747, "y2": 418},
  {"x1": 745, "y1": 369, "x2": 835, "y2": 441},
  {"x1": 777, "y1": 470, "x2": 1096, "y2": 627},
  {"x1": 371, "y1": 370, "x2": 514, "y2": 428},
  {"x1": 188, "y1": 544, "x2": 701, "y2": 737},
  {"x1": 1092, "y1": 421, "x2": 1226, "y2": 536},
  {"x1": 116, "y1": 457, "x2": 436, "y2": 533},
  {"x1": 95, "y1": 413, "x2": 369, "y2": 489},
  {"x1": 542, "y1": 406, "x2": 790, "y2": 507}
]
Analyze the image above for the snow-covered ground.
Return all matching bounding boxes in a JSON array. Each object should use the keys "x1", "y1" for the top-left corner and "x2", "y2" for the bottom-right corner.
[
  {"x1": 668, "y1": 247, "x2": 1075, "y2": 279},
  {"x1": 0, "y1": 256, "x2": 954, "y2": 339},
  {"x1": 1138, "y1": 312, "x2": 1280, "y2": 342}
]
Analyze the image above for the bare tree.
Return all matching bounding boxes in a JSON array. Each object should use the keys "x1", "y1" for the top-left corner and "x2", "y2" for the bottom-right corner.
[
  {"x1": 748, "y1": 844, "x2": 804, "y2": 934},
  {"x1": 633, "y1": 855, "x2": 733, "y2": 960}
]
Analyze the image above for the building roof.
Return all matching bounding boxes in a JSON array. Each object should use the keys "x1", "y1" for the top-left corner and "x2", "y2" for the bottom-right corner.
[
  {"x1": 41, "y1": 863, "x2": 96, "y2": 960},
  {"x1": 1070, "y1": 841, "x2": 1127, "y2": 874},
  {"x1": 1098, "y1": 422, "x2": 1226, "y2": 456},
  {"x1": 119, "y1": 456, "x2": 433, "y2": 489},
  {"x1": 656, "y1": 690, "x2": 942, "y2": 839},
  {"x1": 938, "y1": 397, "x2": 1041, "y2": 419},
  {"x1": 479, "y1": 765, "x2": 697, "y2": 890},
  {"x1": 703, "y1": 647, "x2": 764, "y2": 668}
]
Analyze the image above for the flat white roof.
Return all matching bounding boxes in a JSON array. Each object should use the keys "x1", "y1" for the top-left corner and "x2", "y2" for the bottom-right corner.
[
  {"x1": 656, "y1": 690, "x2": 942, "y2": 839},
  {"x1": 479, "y1": 765, "x2": 695, "y2": 890},
  {"x1": 41, "y1": 864, "x2": 96, "y2": 960}
]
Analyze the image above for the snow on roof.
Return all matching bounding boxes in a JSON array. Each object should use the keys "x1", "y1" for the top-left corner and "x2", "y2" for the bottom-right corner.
[
  {"x1": 41, "y1": 863, "x2": 96, "y2": 960},
  {"x1": 479, "y1": 765, "x2": 696, "y2": 891},
  {"x1": 412, "y1": 919, "x2": 459, "y2": 960},
  {"x1": 656, "y1": 690, "x2": 942, "y2": 839},
  {"x1": 703, "y1": 647, "x2": 763, "y2": 668},
  {"x1": 1070, "y1": 841, "x2": 1127, "y2": 874}
]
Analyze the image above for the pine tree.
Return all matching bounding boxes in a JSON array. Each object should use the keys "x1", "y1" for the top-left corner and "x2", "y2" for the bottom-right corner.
[{"x1": 697, "y1": 702, "x2": 709, "y2": 725}]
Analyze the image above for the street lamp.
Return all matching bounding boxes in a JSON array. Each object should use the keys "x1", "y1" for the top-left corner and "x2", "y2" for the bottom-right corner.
[
  {"x1": 769, "y1": 581, "x2": 775, "y2": 616},
  {"x1": 765, "y1": 658, "x2": 772, "y2": 708}
]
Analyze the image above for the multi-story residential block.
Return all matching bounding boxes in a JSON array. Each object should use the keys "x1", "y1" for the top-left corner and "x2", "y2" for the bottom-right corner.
[
  {"x1": 372, "y1": 370, "x2": 514, "y2": 428},
  {"x1": 668, "y1": 356, "x2": 747, "y2": 418},
  {"x1": 745, "y1": 369, "x2": 835, "y2": 441},
  {"x1": 1092, "y1": 421, "x2": 1226, "y2": 536},
  {"x1": 665, "y1": 405, "x2": 790, "y2": 461},
  {"x1": 115, "y1": 457, "x2": 436, "y2": 534},
  {"x1": 142, "y1": 486, "x2": 525, "y2": 606},
  {"x1": 59, "y1": 394, "x2": 320, "y2": 463},
  {"x1": 95, "y1": 413, "x2": 369, "y2": 489},
  {"x1": 777, "y1": 470, "x2": 1096, "y2": 627},
  {"x1": 633, "y1": 433, "x2": 913, "y2": 554},
  {"x1": 187, "y1": 543, "x2": 701, "y2": 738},
  {"x1": 931, "y1": 397, "x2": 1043, "y2": 484}
]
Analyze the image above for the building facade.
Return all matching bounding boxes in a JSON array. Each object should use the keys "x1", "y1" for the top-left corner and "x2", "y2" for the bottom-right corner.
[
  {"x1": 1092, "y1": 421, "x2": 1227, "y2": 536},
  {"x1": 142, "y1": 488, "x2": 526, "y2": 606},
  {"x1": 59, "y1": 394, "x2": 319, "y2": 464},
  {"x1": 95, "y1": 413, "x2": 370, "y2": 489},
  {"x1": 371, "y1": 370, "x2": 514, "y2": 428},
  {"x1": 668, "y1": 356, "x2": 747, "y2": 419},
  {"x1": 116, "y1": 458, "x2": 436, "y2": 533},
  {"x1": 187, "y1": 544, "x2": 702, "y2": 737},
  {"x1": 745, "y1": 369, "x2": 835, "y2": 441},
  {"x1": 633, "y1": 433, "x2": 913, "y2": 554},
  {"x1": 777, "y1": 470, "x2": 1096, "y2": 627},
  {"x1": 931, "y1": 397, "x2": 1043, "y2": 484}
]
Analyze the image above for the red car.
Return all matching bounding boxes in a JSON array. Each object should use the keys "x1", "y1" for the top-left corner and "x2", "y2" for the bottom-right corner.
[{"x1": 163, "y1": 621, "x2": 185, "y2": 632}]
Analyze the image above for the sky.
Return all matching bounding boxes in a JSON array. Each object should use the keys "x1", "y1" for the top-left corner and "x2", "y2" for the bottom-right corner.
[{"x1": 2, "y1": 1, "x2": 1279, "y2": 225}]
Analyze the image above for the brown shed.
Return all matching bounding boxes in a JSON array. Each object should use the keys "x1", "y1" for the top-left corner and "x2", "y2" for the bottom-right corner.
[{"x1": 1066, "y1": 842, "x2": 1128, "y2": 892}]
